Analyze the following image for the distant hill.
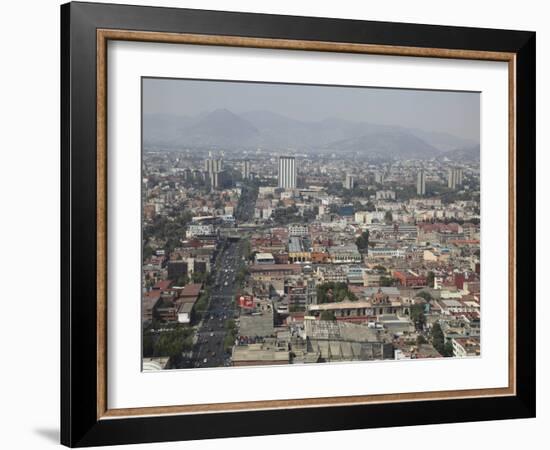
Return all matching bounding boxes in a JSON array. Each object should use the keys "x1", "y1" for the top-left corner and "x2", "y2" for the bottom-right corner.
[
  {"x1": 405, "y1": 129, "x2": 477, "y2": 153},
  {"x1": 442, "y1": 145, "x2": 481, "y2": 161},
  {"x1": 142, "y1": 113, "x2": 193, "y2": 144},
  {"x1": 181, "y1": 109, "x2": 260, "y2": 147},
  {"x1": 143, "y1": 108, "x2": 478, "y2": 158},
  {"x1": 324, "y1": 130, "x2": 441, "y2": 158}
]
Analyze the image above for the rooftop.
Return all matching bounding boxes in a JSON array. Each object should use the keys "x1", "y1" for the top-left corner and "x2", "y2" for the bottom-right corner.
[
  {"x1": 288, "y1": 237, "x2": 304, "y2": 253},
  {"x1": 232, "y1": 344, "x2": 290, "y2": 363},
  {"x1": 250, "y1": 264, "x2": 302, "y2": 273},
  {"x1": 304, "y1": 319, "x2": 382, "y2": 342},
  {"x1": 179, "y1": 283, "x2": 202, "y2": 298}
]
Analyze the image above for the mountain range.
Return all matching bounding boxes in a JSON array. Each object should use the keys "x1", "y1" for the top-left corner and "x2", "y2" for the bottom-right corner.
[{"x1": 143, "y1": 108, "x2": 479, "y2": 159}]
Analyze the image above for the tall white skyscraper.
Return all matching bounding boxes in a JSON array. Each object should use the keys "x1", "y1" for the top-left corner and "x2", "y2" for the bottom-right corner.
[
  {"x1": 447, "y1": 167, "x2": 464, "y2": 190},
  {"x1": 205, "y1": 156, "x2": 223, "y2": 189},
  {"x1": 278, "y1": 156, "x2": 296, "y2": 189},
  {"x1": 343, "y1": 174, "x2": 355, "y2": 190},
  {"x1": 242, "y1": 160, "x2": 251, "y2": 180},
  {"x1": 417, "y1": 170, "x2": 426, "y2": 196}
]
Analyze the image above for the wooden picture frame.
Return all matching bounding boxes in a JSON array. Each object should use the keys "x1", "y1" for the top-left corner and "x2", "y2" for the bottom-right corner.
[{"x1": 61, "y1": 1, "x2": 536, "y2": 447}]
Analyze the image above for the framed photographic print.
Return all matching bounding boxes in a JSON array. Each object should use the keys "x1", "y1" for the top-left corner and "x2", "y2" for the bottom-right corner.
[{"x1": 61, "y1": 1, "x2": 536, "y2": 447}]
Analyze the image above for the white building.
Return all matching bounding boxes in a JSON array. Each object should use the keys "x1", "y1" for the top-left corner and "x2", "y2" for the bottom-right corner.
[
  {"x1": 186, "y1": 223, "x2": 214, "y2": 238},
  {"x1": 448, "y1": 167, "x2": 464, "y2": 189},
  {"x1": 343, "y1": 174, "x2": 354, "y2": 190},
  {"x1": 278, "y1": 156, "x2": 296, "y2": 189},
  {"x1": 417, "y1": 170, "x2": 426, "y2": 196},
  {"x1": 288, "y1": 224, "x2": 309, "y2": 236},
  {"x1": 368, "y1": 247, "x2": 406, "y2": 258},
  {"x1": 177, "y1": 302, "x2": 194, "y2": 324},
  {"x1": 242, "y1": 160, "x2": 251, "y2": 179},
  {"x1": 376, "y1": 190, "x2": 396, "y2": 200},
  {"x1": 255, "y1": 252, "x2": 275, "y2": 264}
]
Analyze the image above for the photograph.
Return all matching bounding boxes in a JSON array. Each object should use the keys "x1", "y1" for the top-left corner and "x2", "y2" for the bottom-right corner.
[
  {"x1": 56, "y1": 1, "x2": 536, "y2": 446},
  {"x1": 141, "y1": 78, "x2": 481, "y2": 371}
]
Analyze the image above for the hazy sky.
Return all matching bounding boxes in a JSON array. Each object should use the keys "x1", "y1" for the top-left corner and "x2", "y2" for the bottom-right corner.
[{"x1": 143, "y1": 77, "x2": 480, "y2": 142}]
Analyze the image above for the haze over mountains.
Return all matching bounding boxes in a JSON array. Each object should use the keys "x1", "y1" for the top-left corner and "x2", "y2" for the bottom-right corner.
[{"x1": 143, "y1": 108, "x2": 479, "y2": 160}]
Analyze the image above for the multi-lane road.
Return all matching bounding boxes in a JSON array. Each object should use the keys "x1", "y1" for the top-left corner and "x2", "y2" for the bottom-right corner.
[
  {"x1": 178, "y1": 239, "x2": 245, "y2": 369},
  {"x1": 177, "y1": 183, "x2": 257, "y2": 369}
]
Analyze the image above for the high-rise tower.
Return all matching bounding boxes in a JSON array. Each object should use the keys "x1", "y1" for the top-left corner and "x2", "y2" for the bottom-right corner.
[
  {"x1": 278, "y1": 156, "x2": 296, "y2": 189},
  {"x1": 417, "y1": 170, "x2": 426, "y2": 196}
]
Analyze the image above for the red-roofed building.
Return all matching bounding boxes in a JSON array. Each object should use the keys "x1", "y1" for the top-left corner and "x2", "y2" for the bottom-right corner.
[
  {"x1": 393, "y1": 270, "x2": 427, "y2": 287},
  {"x1": 142, "y1": 291, "x2": 161, "y2": 323},
  {"x1": 178, "y1": 283, "x2": 202, "y2": 302},
  {"x1": 153, "y1": 280, "x2": 172, "y2": 291}
]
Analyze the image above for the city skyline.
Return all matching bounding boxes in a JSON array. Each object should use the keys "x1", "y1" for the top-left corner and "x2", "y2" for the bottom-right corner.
[{"x1": 141, "y1": 79, "x2": 481, "y2": 371}]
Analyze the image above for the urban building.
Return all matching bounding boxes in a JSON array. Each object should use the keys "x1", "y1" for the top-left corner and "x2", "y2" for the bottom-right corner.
[
  {"x1": 416, "y1": 170, "x2": 426, "y2": 196},
  {"x1": 448, "y1": 167, "x2": 464, "y2": 190},
  {"x1": 343, "y1": 173, "x2": 355, "y2": 190},
  {"x1": 278, "y1": 156, "x2": 297, "y2": 189},
  {"x1": 242, "y1": 160, "x2": 251, "y2": 180},
  {"x1": 376, "y1": 190, "x2": 396, "y2": 200},
  {"x1": 205, "y1": 155, "x2": 224, "y2": 189}
]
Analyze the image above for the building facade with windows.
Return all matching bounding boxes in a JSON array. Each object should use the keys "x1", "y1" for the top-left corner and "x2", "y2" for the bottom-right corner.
[{"x1": 278, "y1": 156, "x2": 296, "y2": 189}]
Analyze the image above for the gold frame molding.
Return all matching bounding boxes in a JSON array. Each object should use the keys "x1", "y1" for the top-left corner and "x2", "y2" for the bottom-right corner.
[{"x1": 96, "y1": 29, "x2": 516, "y2": 420}]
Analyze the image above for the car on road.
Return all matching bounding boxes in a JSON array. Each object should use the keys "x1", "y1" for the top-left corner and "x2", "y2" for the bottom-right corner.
[
  {"x1": 203, "y1": 358, "x2": 208, "y2": 363},
  {"x1": 210, "y1": 332, "x2": 214, "y2": 337}
]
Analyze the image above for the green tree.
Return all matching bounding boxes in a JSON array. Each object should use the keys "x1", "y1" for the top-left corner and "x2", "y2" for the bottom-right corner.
[
  {"x1": 379, "y1": 276, "x2": 395, "y2": 287},
  {"x1": 192, "y1": 271, "x2": 207, "y2": 283},
  {"x1": 443, "y1": 341, "x2": 454, "y2": 357},
  {"x1": 355, "y1": 230, "x2": 370, "y2": 251},
  {"x1": 193, "y1": 290, "x2": 210, "y2": 321},
  {"x1": 143, "y1": 245, "x2": 154, "y2": 262},
  {"x1": 416, "y1": 335, "x2": 427, "y2": 346},
  {"x1": 320, "y1": 310, "x2": 337, "y2": 321},
  {"x1": 176, "y1": 274, "x2": 189, "y2": 286},
  {"x1": 143, "y1": 334, "x2": 155, "y2": 357},
  {"x1": 316, "y1": 282, "x2": 357, "y2": 303},
  {"x1": 417, "y1": 291, "x2": 433, "y2": 301},
  {"x1": 431, "y1": 322, "x2": 447, "y2": 356},
  {"x1": 223, "y1": 320, "x2": 238, "y2": 352},
  {"x1": 384, "y1": 210, "x2": 393, "y2": 224},
  {"x1": 426, "y1": 271, "x2": 435, "y2": 288},
  {"x1": 157, "y1": 330, "x2": 193, "y2": 357},
  {"x1": 410, "y1": 303, "x2": 426, "y2": 330},
  {"x1": 235, "y1": 266, "x2": 249, "y2": 286}
]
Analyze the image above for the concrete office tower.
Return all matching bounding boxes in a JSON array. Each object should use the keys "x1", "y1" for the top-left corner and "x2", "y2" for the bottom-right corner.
[
  {"x1": 278, "y1": 156, "x2": 296, "y2": 189},
  {"x1": 343, "y1": 174, "x2": 355, "y2": 190},
  {"x1": 242, "y1": 160, "x2": 251, "y2": 180},
  {"x1": 374, "y1": 172, "x2": 385, "y2": 184},
  {"x1": 417, "y1": 170, "x2": 426, "y2": 196},
  {"x1": 448, "y1": 168, "x2": 464, "y2": 190},
  {"x1": 205, "y1": 157, "x2": 222, "y2": 173},
  {"x1": 205, "y1": 155, "x2": 224, "y2": 189}
]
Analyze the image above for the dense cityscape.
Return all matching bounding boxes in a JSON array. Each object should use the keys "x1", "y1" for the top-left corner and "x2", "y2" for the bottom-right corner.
[{"x1": 142, "y1": 145, "x2": 481, "y2": 370}]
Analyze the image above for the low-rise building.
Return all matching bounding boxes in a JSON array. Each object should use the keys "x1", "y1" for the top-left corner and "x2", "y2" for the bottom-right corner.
[
  {"x1": 232, "y1": 341, "x2": 290, "y2": 366},
  {"x1": 393, "y1": 270, "x2": 427, "y2": 287},
  {"x1": 452, "y1": 337, "x2": 481, "y2": 357},
  {"x1": 255, "y1": 252, "x2": 275, "y2": 264},
  {"x1": 328, "y1": 244, "x2": 362, "y2": 264}
]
